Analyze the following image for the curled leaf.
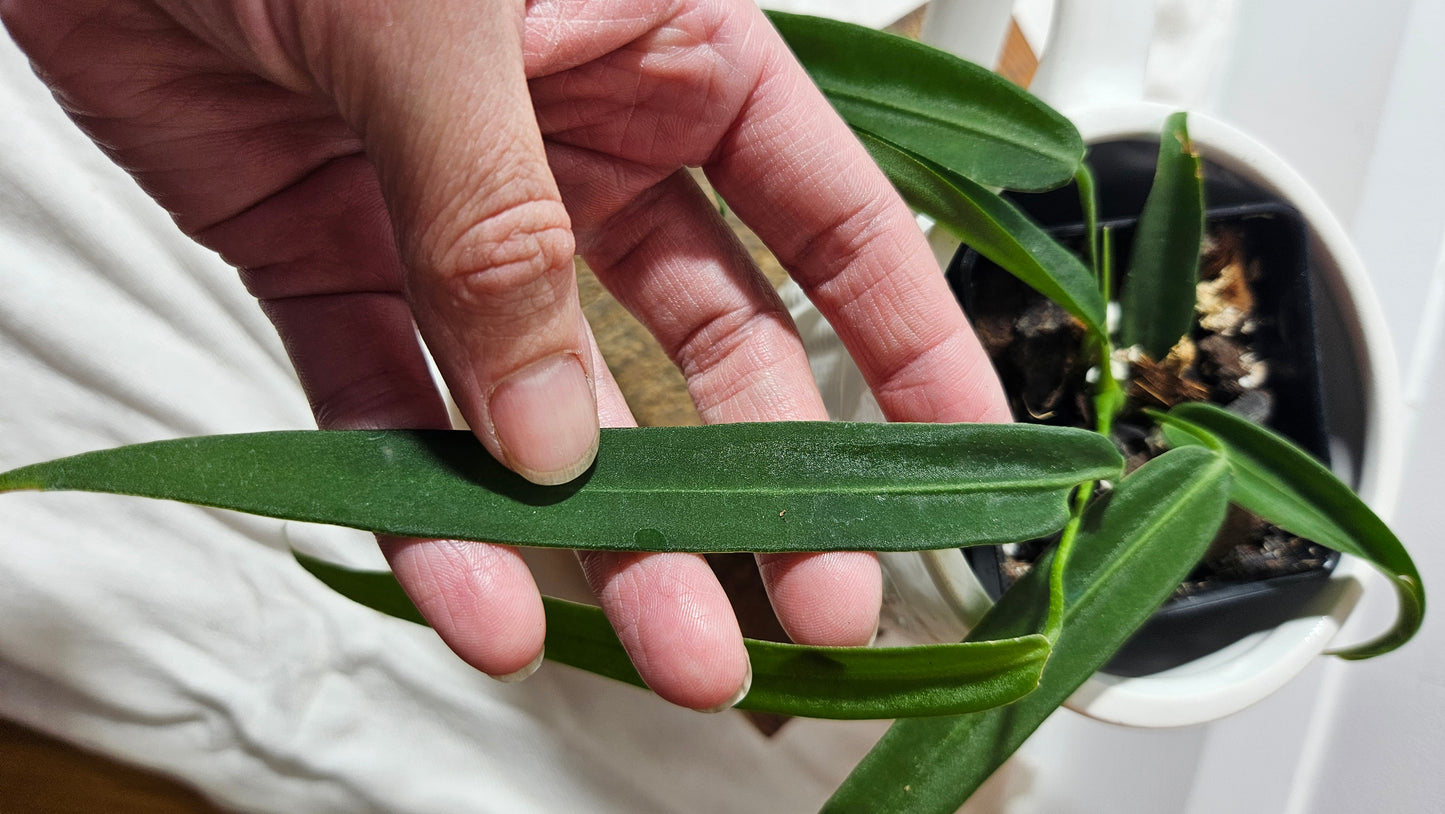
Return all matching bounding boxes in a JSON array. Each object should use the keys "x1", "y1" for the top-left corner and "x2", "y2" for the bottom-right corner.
[
  {"x1": 1159, "y1": 402, "x2": 1425, "y2": 658},
  {"x1": 296, "y1": 554, "x2": 1051, "y2": 720}
]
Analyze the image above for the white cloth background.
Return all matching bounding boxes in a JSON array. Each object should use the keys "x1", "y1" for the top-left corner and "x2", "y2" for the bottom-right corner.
[{"x1": 0, "y1": 30, "x2": 887, "y2": 814}]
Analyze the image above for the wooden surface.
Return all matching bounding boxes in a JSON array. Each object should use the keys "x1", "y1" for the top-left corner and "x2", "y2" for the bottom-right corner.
[
  {"x1": 576, "y1": 170, "x2": 792, "y2": 429},
  {"x1": 0, "y1": 19, "x2": 1038, "y2": 812},
  {"x1": 0, "y1": 718, "x2": 226, "y2": 814}
]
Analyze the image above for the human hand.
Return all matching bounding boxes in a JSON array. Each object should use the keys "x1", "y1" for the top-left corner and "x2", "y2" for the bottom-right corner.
[{"x1": 2, "y1": 0, "x2": 1007, "y2": 710}]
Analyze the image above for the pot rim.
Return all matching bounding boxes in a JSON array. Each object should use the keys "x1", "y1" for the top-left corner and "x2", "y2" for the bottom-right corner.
[{"x1": 921, "y1": 101, "x2": 1405, "y2": 727}]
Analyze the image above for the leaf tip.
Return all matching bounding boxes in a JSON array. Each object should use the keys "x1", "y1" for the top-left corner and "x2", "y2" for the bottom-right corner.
[{"x1": 0, "y1": 468, "x2": 43, "y2": 493}]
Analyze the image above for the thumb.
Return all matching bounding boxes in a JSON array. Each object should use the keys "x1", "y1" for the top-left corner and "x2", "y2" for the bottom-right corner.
[{"x1": 306, "y1": 0, "x2": 598, "y2": 484}]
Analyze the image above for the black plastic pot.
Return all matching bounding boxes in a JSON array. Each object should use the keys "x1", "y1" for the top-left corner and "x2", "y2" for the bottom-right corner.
[{"x1": 948, "y1": 138, "x2": 1339, "y2": 677}]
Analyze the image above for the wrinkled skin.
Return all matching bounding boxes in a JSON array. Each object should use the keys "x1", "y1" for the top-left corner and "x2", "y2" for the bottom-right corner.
[{"x1": 1, "y1": 0, "x2": 1007, "y2": 710}]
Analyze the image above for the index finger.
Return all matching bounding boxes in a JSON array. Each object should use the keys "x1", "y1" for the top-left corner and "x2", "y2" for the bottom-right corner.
[{"x1": 704, "y1": 13, "x2": 1009, "y2": 426}]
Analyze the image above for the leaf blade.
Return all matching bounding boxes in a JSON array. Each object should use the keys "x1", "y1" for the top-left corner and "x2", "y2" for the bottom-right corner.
[
  {"x1": 1160, "y1": 401, "x2": 1425, "y2": 658},
  {"x1": 768, "y1": 11, "x2": 1083, "y2": 191},
  {"x1": 294, "y1": 555, "x2": 1052, "y2": 719},
  {"x1": 0, "y1": 423, "x2": 1123, "y2": 554},
  {"x1": 824, "y1": 446, "x2": 1232, "y2": 813},
  {"x1": 858, "y1": 129, "x2": 1106, "y2": 337},
  {"x1": 1120, "y1": 111, "x2": 1205, "y2": 360}
]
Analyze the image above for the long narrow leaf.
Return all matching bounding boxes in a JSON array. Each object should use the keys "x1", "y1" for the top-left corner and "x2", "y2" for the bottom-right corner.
[
  {"x1": 768, "y1": 11, "x2": 1083, "y2": 191},
  {"x1": 1159, "y1": 402, "x2": 1425, "y2": 658},
  {"x1": 1120, "y1": 112, "x2": 1205, "y2": 360},
  {"x1": 859, "y1": 129, "x2": 1106, "y2": 337},
  {"x1": 295, "y1": 555, "x2": 1051, "y2": 720},
  {"x1": 0, "y1": 424, "x2": 1122, "y2": 554},
  {"x1": 824, "y1": 446, "x2": 1231, "y2": 813}
]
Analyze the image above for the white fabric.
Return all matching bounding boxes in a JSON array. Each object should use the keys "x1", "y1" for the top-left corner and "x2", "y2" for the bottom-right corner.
[{"x1": 0, "y1": 33, "x2": 887, "y2": 813}]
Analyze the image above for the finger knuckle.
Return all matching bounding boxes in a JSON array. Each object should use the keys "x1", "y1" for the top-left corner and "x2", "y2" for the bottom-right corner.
[
  {"x1": 424, "y1": 200, "x2": 577, "y2": 314},
  {"x1": 308, "y1": 365, "x2": 435, "y2": 430},
  {"x1": 793, "y1": 199, "x2": 895, "y2": 293}
]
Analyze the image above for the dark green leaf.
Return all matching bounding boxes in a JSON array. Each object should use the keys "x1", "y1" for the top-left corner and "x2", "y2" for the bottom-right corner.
[
  {"x1": 1120, "y1": 111, "x2": 1205, "y2": 360},
  {"x1": 1159, "y1": 402, "x2": 1425, "y2": 658},
  {"x1": 295, "y1": 554, "x2": 1051, "y2": 719},
  {"x1": 0, "y1": 423, "x2": 1122, "y2": 554},
  {"x1": 768, "y1": 11, "x2": 1083, "y2": 191},
  {"x1": 824, "y1": 446, "x2": 1232, "y2": 813},
  {"x1": 859, "y1": 129, "x2": 1105, "y2": 337}
]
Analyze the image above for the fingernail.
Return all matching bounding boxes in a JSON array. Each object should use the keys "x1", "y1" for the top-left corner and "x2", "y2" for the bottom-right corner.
[
  {"x1": 489, "y1": 648, "x2": 545, "y2": 683},
  {"x1": 699, "y1": 660, "x2": 753, "y2": 714},
  {"x1": 489, "y1": 353, "x2": 599, "y2": 485}
]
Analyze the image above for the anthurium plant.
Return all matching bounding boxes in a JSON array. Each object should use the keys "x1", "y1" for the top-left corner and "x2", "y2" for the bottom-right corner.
[{"x1": 0, "y1": 13, "x2": 1424, "y2": 813}]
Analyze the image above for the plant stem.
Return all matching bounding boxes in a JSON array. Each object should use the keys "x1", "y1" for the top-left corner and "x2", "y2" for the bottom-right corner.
[
  {"x1": 1099, "y1": 224, "x2": 1115, "y2": 304},
  {"x1": 1091, "y1": 225, "x2": 1125, "y2": 438},
  {"x1": 1077, "y1": 164, "x2": 1100, "y2": 281},
  {"x1": 1044, "y1": 482, "x2": 1092, "y2": 640}
]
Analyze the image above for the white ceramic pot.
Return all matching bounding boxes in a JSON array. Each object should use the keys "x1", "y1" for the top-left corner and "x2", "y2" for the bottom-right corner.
[
  {"x1": 1048, "y1": 104, "x2": 1400, "y2": 727},
  {"x1": 782, "y1": 0, "x2": 1404, "y2": 728}
]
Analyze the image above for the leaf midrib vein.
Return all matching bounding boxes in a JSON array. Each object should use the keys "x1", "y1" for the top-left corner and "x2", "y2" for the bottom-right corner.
[
  {"x1": 1067, "y1": 460, "x2": 1227, "y2": 618},
  {"x1": 820, "y1": 85, "x2": 1051, "y2": 161},
  {"x1": 519, "y1": 474, "x2": 1101, "y2": 498}
]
